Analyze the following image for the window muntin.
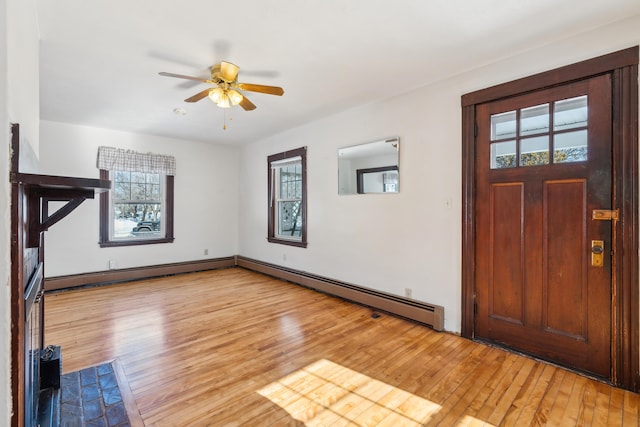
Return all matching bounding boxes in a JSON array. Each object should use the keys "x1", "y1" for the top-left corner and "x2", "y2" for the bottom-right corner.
[
  {"x1": 489, "y1": 95, "x2": 589, "y2": 169},
  {"x1": 268, "y1": 147, "x2": 307, "y2": 247}
]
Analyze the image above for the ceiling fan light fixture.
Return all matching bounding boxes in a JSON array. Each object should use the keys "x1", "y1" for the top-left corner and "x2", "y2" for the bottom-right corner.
[
  {"x1": 208, "y1": 87, "x2": 225, "y2": 104},
  {"x1": 228, "y1": 90, "x2": 243, "y2": 106},
  {"x1": 216, "y1": 93, "x2": 231, "y2": 109}
]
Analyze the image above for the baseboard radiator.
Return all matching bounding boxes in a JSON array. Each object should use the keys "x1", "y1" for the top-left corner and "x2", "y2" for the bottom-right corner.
[
  {"x1": 44, "y1": 257, "x2": 236, "y2": 291},
  {"x1": 236, "y1": 256, "x2": 445, "y2": 331},
  {"x1": 45, "y1": 255, "x2": 445, "y2": 331}
]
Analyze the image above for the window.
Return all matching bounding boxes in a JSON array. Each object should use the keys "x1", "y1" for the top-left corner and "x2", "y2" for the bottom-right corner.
[
  {"x1": 98, "y1": 147, "x2": 175, "y2": 247},
  {"x1": 489, "y1": 95, "x2": 589, "y2": 169},
  {"x1": 268, "y1": 147, "x2": 307, "y2": 247}
]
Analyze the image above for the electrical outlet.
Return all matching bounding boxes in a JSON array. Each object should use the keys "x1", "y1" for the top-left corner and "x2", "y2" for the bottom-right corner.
[
  {"x1": 283, "y1": 253, "x2": 287, "y2": 262},
  {"x1": 108, "y1": 259, "x2": 117, "y2": 270},
  {"x1": 204, "y1": 249, "x2": 209, "y2": 256},
  {"x1": 405, "y1": 288, "x2": 412, "y2": 298}
]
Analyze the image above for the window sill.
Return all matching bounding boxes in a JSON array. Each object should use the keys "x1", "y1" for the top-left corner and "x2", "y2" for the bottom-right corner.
[
  {"x1": 99, "y1": 237, "x2": 174, "y2": 248},
  {"x1": 267, "y1": 237, "x2": 307, "y2": 248}
]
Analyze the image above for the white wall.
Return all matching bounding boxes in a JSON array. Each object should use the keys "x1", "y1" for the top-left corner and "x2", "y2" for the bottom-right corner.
[
  {"x1": 238, "y1": 15, "x2": 640, "y2": 333},
  {"x1": 39, "y1": 121, "x2": 240, "y2": 276},
  {"x1": 0, "y1": 1, "x2": 10, "y2": 422},
  {"x1": 2, "y1": 0, "x2": 39, "y2": 423}
]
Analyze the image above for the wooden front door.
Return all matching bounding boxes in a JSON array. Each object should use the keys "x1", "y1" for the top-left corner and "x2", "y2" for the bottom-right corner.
[{"x1": 474, "y1": 74, "x2": 613, "y2": 377}]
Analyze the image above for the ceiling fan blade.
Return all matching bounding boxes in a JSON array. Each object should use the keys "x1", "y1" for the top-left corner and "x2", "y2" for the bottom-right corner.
[
  {"x1": 239, "y1": 95, "x2": 256, "y2": 111},
  {"x1": 236, "y1": 83, "x2": 284, "y2": 96},
  {"x1": 184, "y1": 89, "x2": 211, "y2": 103},
  {"x1": 159, "y1": 72, "x2": 210, "y2": 84},
  {"x1": 220, "y1": 61, "x2": 240, "y2": 82}
]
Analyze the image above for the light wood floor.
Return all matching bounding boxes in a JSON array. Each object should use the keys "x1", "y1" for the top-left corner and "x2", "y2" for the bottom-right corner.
[{"x1": 45, "y1": 268, "x2": 640, "y2": 426}]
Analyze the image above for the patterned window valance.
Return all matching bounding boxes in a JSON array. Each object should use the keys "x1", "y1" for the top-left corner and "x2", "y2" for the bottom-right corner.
[{"x1": 97, "y1": 146, "x2": 176, "y2": 176}]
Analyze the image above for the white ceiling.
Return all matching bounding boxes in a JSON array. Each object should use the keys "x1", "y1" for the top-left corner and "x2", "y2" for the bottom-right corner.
[{"x1": 36, "y1": 0, "x2": 639, "y2": 145}]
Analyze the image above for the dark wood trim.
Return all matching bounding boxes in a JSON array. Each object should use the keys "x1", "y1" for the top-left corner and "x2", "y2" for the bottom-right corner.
[
  {"x1": 99, "y1": 169, "x2": 110, "y2": 244},
  {"x1": 99, "y1": 170, "x2": 175, "y2": 247},
  {"x1": 462, "y1": 46, "x2": 639, "y2": 107},
  {"x1": 44, "y1": 257, "x2": 236, "y2": 291},
  {"x1": 267, "y1": 147, "x2": 307, "y2": 248},
  {"x1": 165, "y1": 175, "x2": 175, "y2": 242},
  {"x1": 10, "y1": 123, "x2": 25, "y2": 427},
  {"x1": 460, "y1": 105, "x2": 476, "y2": 339},
  {"x1": 461, "y1": 46, "x2": 639, "y2": 390},
  {"x1": 10, "y1": 173, "x2": 109, "y2": 248},
  {"x1": 236, "y1": 256, "x2": 445, "y2": 331},
  {"x1": 356, "y1": 165, "x2": 398, "y2": 194},
  {"x1": 612, "y1": 62, "x2": 640, "y2": 390}
]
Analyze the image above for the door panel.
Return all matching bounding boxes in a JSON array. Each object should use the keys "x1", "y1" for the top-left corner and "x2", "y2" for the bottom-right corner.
[
  {"x1": 543, "y1": 179, "x2": 587, "y2": 339},
  {"x1": 489, "y1": 183, "x2": 524, "y2": 324},
  {"x1": 475, "y1": 74, "x2": 612, "y2": 377}
]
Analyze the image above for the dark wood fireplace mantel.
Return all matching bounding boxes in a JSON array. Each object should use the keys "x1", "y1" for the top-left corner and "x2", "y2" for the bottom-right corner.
[{"x1": 10, "y1": 172, "x2": 110, "y2": 248}]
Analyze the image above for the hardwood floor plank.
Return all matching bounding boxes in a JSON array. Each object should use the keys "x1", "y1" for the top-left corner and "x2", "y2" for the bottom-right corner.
[
  {"x1": 623, "y1": 390, "x2": 640, "y2": 425},
  {"x1": 500, "y1": 362, "x2": 543, "y2": 426},
  {"x1": 510, "y1": 363, "x2": 556, "y2": 426},
  {"x1": 608, "y1": 386, "x2": 626, "y2": 426},
  {"x1": 44, "y1": 268, "x2": 640, "y2": 426},
  {"x1": 486, "y1": 357, "x2": 536, "y2": 425},
  {"x1": 561, "y1": 375, "x2": 591, "y2": 425},
  {"x1": 572, "y1": 376, "x2": 598, "y2": 425},
  {"x1": 592, "y1": 381, "x2": 613, "y2": 426}
]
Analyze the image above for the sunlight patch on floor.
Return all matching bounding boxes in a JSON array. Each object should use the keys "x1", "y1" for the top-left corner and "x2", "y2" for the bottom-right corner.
[{"x1": 257, "y1": 359, "x2": 443, "y2": 426}]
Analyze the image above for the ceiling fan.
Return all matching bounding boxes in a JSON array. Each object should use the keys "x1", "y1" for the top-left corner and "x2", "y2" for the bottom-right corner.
[{"x1": 159, "y1": 61, "x2": 284, "y2": 111}]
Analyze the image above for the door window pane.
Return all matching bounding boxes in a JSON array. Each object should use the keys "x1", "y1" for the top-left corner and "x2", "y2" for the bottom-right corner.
[
  {"x1": 490, "y1": 140, "x2": 516, "y2": 169},
  {"x1": 520, "y1": 136, "x2": 549, "y2": 166},
  {"x1": 491, "y1": 111, "x2": 516, "y2": 141},
  {"x1": 554, "y1": 96, "x2": 588, "y2": 131},
  {"x1": 554, "y1": 130, "x2": 588, "y2": 163},
  {"x1": 520, "y1": 104, "x2": 549, "y2": 136}
]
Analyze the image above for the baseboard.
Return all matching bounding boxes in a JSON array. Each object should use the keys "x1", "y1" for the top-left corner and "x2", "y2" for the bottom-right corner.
[
  {"x1": 236, "y1": 256, "x2": 445, "y2": 331},
  {"x1": 44, "y1": 257, "x2": 236, "y2": 291},
  {"x1": 44, "y1": 255, "x2": 445, "y2": 332}
]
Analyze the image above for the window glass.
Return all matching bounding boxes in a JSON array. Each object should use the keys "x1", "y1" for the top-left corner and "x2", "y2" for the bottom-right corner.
[
  {"x1": 554, "y1": 96, "x2": 588, "y2": 131},
  {"x1": 111, "y1": 171, "x2": 163, "y2": 239},
  {"x1": 554, "y1": 130, "x2": 588, "y2": 163},
  {"x1": 491, "y1": 111, "x2": 516, "y2": 140},
  {"x1": 520, "y1": 104, "x2": 549, "y2": 136},
  {"x1": 520, "y1": 136, "x2": 549, "y2": 167},
  {"x1": 490, "y1": 140, "x2": 516, "y2": 169},
  {"x1": 277, "y1": 163, "x2": 303, "y2": 238}
]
